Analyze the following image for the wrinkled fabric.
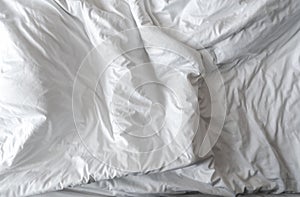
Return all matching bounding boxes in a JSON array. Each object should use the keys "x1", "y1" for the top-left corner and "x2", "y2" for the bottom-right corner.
[{"x1": 0, "y1": 0, "x2": 300, "y2": 197}]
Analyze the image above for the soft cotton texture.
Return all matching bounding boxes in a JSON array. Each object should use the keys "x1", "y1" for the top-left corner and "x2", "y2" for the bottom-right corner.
[{"x1": 0, "y1": 0, "x2": 300, "y2": 196}]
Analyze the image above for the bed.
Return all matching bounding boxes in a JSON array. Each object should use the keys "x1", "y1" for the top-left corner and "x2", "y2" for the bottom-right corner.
[{"x1": 0, "y1": 0, "x2": 300, "y2": 196}]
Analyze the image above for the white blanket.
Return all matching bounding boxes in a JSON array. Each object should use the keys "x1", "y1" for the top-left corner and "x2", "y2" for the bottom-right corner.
[{"x1": 0, "y1": 0, "x2": 300, "y2": 196}]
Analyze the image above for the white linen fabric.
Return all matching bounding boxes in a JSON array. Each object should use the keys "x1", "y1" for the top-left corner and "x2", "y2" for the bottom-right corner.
[{"x1": 0, "y1": 0, "x2": 300, "y2": 196}]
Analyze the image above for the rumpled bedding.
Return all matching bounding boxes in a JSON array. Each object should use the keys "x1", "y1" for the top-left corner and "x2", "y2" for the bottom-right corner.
[{"x1": 0, "y1": 0, "x2": 300, "y2": 196}]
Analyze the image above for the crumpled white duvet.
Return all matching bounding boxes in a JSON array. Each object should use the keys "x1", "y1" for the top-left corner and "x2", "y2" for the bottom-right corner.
[{"x1": 0, "y1": 0, "x2": 300, "y2": 196}]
